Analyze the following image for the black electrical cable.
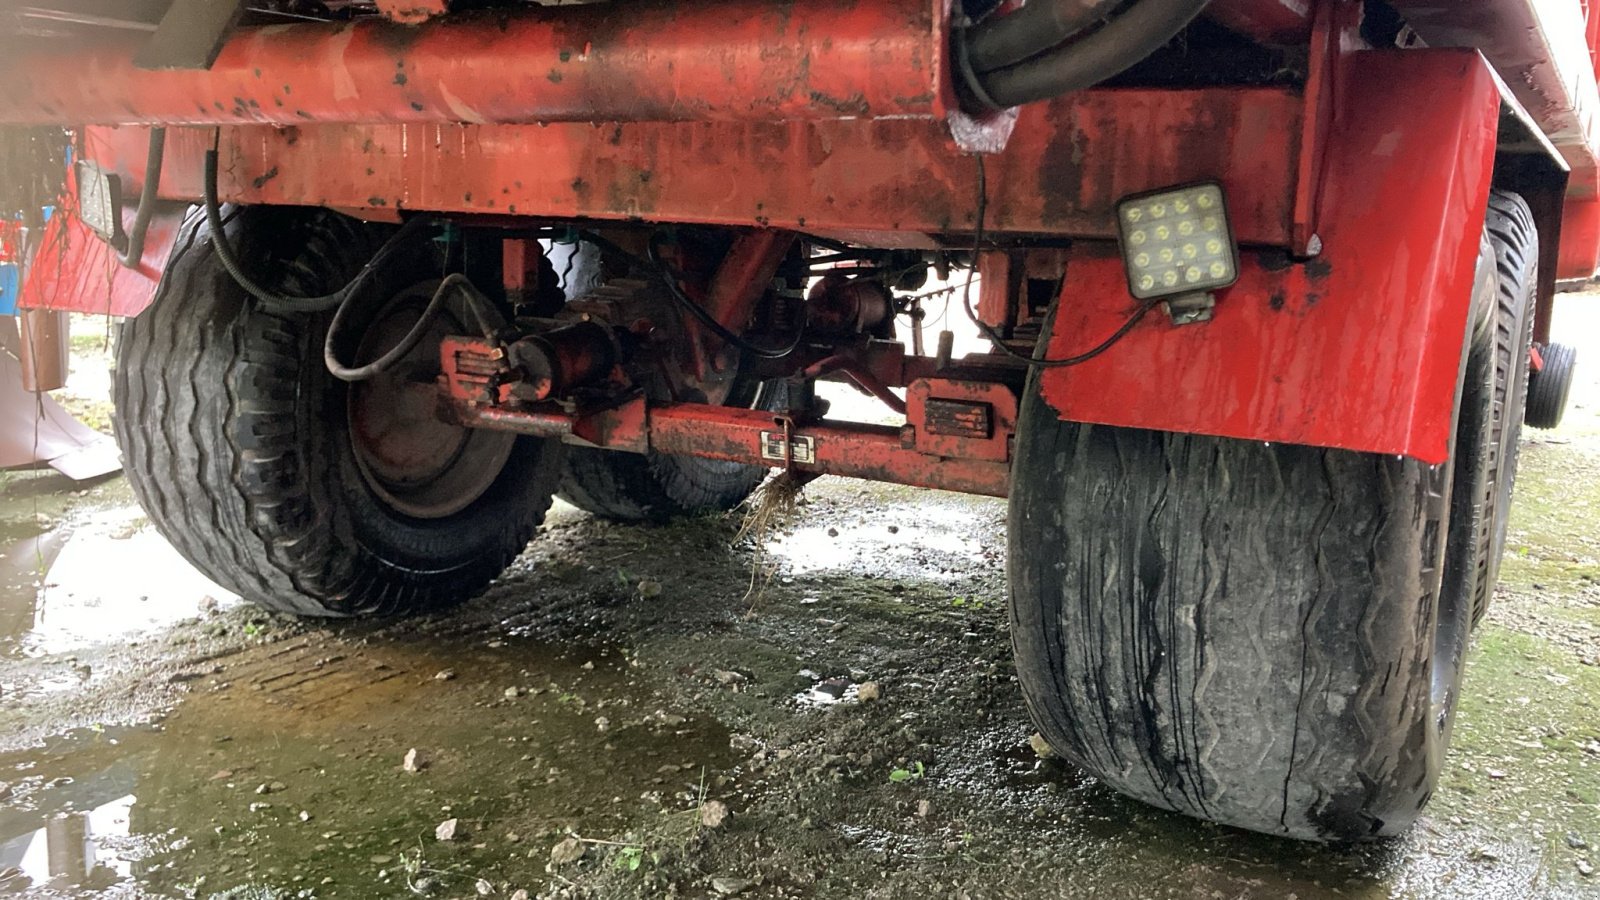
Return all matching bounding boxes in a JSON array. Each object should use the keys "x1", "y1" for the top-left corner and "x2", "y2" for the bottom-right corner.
[
  {"x1": 115, "y1": 127, "x2": 165, "y2": 268},
  {"x1": 961, "y1": 155, "x2": 1160, "y2": 368},
  {"x1": 960, "y1": 0, "x2": 1212, "y2": 111},
  {"x1": 324, "y1": 272, "x2": 501, "y2": 383},
  {"x1": 203, "y1": 144, "x2": 433, "y2": 314},
  {"x1": 645, "y1": 234, "x2": 807, "y2": 361},
  {"x1": 962, "y1": 0, "x2": 1122, "y2": 75}
]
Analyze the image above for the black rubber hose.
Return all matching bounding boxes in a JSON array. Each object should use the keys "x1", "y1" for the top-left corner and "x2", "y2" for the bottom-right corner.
[
  {"x1": 202, "y1": 147, "x2": 432, "y2": 314},
  {"x1": 324, "y1": 272, "x2": 501, "y2": 382},
  {"x1": 962, "y1": 0, "x2": 1212, "y2": 110},
  {"x1": 962, "y1": 0, "x2": 1121, "y2": 74},
  {"x1": 115, "y1": 127, "x2": 165, "y2": 268}
]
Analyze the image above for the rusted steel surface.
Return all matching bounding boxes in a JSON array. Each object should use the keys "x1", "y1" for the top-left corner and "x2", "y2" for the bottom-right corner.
[
  {"x1": 82, "y1": 87, "x2": 1301, "y2": 248},
  {"x1": 905, "y1": 379, "x2": 1016, "y2": 462},
  {"x1": 0, "y1": 0, "x2": 942, "y2": 125},
  {"x1": 1039, "y1": 51, "x2": 1501, "y2": 465},
  {"x1": 375, "y1": 0, "x2": 450, "y2": 24}
]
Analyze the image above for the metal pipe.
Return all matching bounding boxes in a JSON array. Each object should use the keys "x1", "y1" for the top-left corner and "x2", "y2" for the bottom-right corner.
[
  {"x1": 115, "y1": 126, "x2": 164, "y2": 268},
  {"x1": 0, "y1": 0, "x2": 941, "y2": 126}
]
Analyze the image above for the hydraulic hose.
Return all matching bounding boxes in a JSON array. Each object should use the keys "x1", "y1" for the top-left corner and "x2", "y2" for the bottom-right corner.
[
  {"x1": 959, "y1": 0, "x2": 1213, "y2": 110},
  {"x1": 114, "y1": 126, "x2": 164, "y2": 268},
  {"x1": 324, "y1": 272, "x2": 501, "y2": 383},
  {"x1": 202, "y1": 146, "x2": 432, "y2": 314},
  {"x1": 962, "y1": 0, "x2": 1121, "y2": 75}
]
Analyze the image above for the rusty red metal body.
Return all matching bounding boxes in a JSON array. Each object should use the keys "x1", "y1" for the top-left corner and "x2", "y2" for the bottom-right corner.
[
  {"x1": 78, "y1": 86, "x2": 1301, "y2": 240},
  {"x1": 0, "y1": 0, "x2": 943, "y2": 126},
  {"x1": 7, "y1": 0, "x2": 1594, "y2": 484},
  {"x1": 1038, "y1": 50, "x2": 1500, "y2": 465}
]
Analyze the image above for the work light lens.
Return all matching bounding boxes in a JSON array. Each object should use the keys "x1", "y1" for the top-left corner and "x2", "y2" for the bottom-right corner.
[{"x1": 1116, "y1": 184, "x2": 1238, "y2": 300}]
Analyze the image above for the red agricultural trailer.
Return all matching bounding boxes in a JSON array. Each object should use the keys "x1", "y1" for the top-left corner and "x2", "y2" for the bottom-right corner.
[{"x1": 0, "y1": 0, "x2": 1590, "y2": 842}]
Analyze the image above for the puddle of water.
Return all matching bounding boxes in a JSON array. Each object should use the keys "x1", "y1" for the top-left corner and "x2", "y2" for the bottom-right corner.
[
  {"x1": 0, "y1": 504, "x2": 237, "y2": 659},
  {"x1": 767, "y1": 509, "x2": 990, "y2": 578},
  {"x1": 793, "y1": 674, "x2": 874, "y2": 708},
  {"x1": 0, "y1": 633, "x2": 738, "y2": 898}
]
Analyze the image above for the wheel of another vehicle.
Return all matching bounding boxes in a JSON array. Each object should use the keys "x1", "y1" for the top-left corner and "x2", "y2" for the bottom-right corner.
[
  {"x1": 557, "y1": 377, "x2": 773, "y2": 522},
  {"x1": 113, "y1": 205, "x2": 562, "y2": 617},
  {"x1": 1006, "y1": 190, "x2": 1536, "y2": 841},
  {"x1": 1525, "y1": 342, "x2": 1577, "y2": 429}
]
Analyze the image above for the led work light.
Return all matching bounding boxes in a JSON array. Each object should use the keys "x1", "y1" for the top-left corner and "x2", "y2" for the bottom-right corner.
[{"x1": 1114, "y1": 182, "x2": 1240, "y2": 303}]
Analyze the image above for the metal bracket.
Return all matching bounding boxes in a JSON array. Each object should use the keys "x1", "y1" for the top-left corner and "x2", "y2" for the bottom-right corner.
[{"x1": 1163, "y1": 292, "x2": 1216, "y2": 325}]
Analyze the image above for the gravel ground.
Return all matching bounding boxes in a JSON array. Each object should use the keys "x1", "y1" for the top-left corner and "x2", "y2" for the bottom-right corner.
[{"x1": 0, "y1": 298, "x2": 1596, "y2": 899}]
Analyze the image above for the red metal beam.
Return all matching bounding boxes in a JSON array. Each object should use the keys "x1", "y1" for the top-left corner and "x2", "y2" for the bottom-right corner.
[
  {"x1": 83, "y1": 87, "x2": 1301, "y2": 242},
  {"x1": 650, "y1": 404, "x2": 1011, "y2": 497},
  {"x1": 0, "y1": 0, "x2": 943, "y2": 126}
]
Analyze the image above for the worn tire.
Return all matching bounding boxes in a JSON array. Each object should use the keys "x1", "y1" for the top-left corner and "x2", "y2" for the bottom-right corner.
[
  {"x1": 558, "y1": 446, "x2": 770, "y2": 523},
  {"x1": 1459, "y1": 191, "x2": 1538, "y2": 626},
  {"x1": 113, "y1": 205, "x2": 562, "y2": 617},
  {"x1": 1008, "y1": 192, "x2": 1535, "y2": 841},
  {"x1": 1525, "y1": 342, "x2": 1577, "y2": 429}
]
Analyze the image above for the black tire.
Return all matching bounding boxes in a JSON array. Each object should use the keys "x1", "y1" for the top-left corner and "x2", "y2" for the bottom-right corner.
[
  {"x1": 1458, "y1": 192, "x2": 1539, "y2": 626},
  {"x1": 558, "y1": 446, "x2": 769, "y2": 522},
  {"x1": 1007, "y1": 191, "x2": 1535, "y2": 841},
  {"x1": 113, "y1": 205, "x2": 562, "y2": 617},
  {"x1": 1525, "y1": 342, "x2": 1577, "y2": 429}
]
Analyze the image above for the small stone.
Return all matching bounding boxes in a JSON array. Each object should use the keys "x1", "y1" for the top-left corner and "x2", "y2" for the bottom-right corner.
[
  {"x1": 511, "y1": 892, "x2": 530, "y2": 900},
  {"x1": 256, "y1": 781, "x2": 285, "y2": 795},
  {"x1": 1567, "y1": 833, "x2": 1589, "y2": 850},
  {"x1": 436, "y1": 818, "x2": 460, "y2": 841},
  {"x1": 887, "y1": 525, "x2": 899, "y2": 534},
  {"x1": 712, "y1": 876, "x2": 755, "y2": 896},
  {"x1": 1028, "y1": 733, "x2": 1057, "y2": 759},
  {"x1": 0, "y1": 783, "x2": 12, "y2": 801},
  {"x1": 637, "y1": 579, "x2": 663, "y2": 599},
  {"x1": 248, "y1": 802, "x2": 272, "y2": 813},
  {"x1": 827, "y1": 528, "x2": 839, "y2": 538},
  {"x1": 856, "y1": 681, "x2": 881, "y2": 702},
  {"x1": 475, "y1": 877, "x2": 494, "y2": 896},
  {"x1": 700, "y1": 800, "x2": 729, "y2": 828},
  {"x1": 505, "y1": 686, "x2": 524, "y2": 699},
  {"x1": 434, "y1": 670, "x2": 456, "y2": 681},
  {"x1": 298, "y1": 810, "x2": 312, "y2": 822},
  {"x1": 549, "y1": 836, "x2": 585, "y2": 866},
  {"x1": 403, "y1": 748, "x2": 427, "y2": 773},
  {"x1": 713, "y1": 669, "x2": 746, "y2": 686},
  {"x1": 594, "y1": 716, "x2": 611, "y2": 732},
  {"x1": 581, "y1": 661, "x2": 595, "y2": 670},
  {"x1": 917, "y1": 799, "x2": 934, "y2": 818},
  {"x1": 1577, "y1": 860, "x2": 1594, "y2": 877},
  {"x1": 1486, "y1": 769, "x2": 1508, "y2": 780}
]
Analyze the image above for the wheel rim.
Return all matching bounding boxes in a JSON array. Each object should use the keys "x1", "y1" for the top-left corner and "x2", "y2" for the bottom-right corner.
[{"x1": 346, "y1": 281, "x2": 516, "y2": 519}]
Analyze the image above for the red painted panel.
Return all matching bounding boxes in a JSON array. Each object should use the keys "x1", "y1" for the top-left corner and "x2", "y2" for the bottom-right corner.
[{"x1": 1039, "y1": 51, "x2": 1502, "y2": 464}]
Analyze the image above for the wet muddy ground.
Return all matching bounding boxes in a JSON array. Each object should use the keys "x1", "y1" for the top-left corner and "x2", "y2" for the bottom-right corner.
[{"x1": 1, "y1": 300, "x2": 1598, "y2": 899}]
